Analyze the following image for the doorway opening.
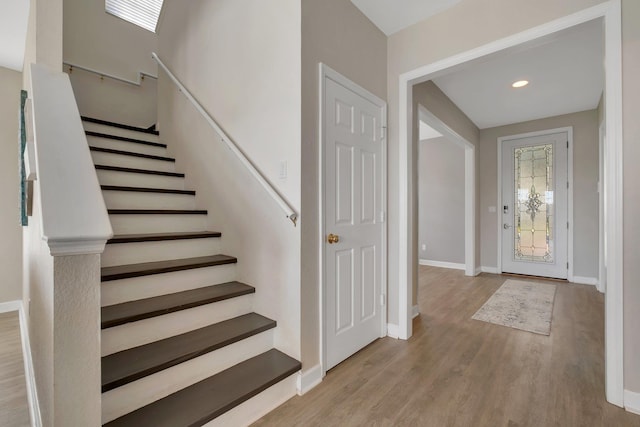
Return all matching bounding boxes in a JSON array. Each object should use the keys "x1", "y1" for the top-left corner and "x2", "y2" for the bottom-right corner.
[{"x1": 398, "y1": 2, "x2": 623, "y2": 406}]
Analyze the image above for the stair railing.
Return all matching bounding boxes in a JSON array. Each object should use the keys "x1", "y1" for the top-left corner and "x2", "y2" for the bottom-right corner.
[
  {"x1": 63, "y1": 61, "x2": 157, "y2": 86},
  {"x1": 152, "y1": 52, "x2": 298, "y2": 226}
]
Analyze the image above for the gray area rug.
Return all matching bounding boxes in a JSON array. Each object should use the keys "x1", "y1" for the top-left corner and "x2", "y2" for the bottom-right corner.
[{"x1": 472, "y1": 279, "x2": 557, "y2": 335}]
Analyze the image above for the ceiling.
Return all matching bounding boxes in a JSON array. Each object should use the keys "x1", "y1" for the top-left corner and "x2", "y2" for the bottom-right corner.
[
  {"x1": 0, "y1": 0, "x2": 30, "y2": 71},
  {"x1": 431, "y1": 20, "x2": 604, "y2": 129},
  {"x1": 350, "y1": 0, "x2": 461, "y2": 36}
]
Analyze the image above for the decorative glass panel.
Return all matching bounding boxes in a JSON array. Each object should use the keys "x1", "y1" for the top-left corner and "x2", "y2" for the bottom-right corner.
[{"x1": 514, "y1": 144, "x2": 554, "y2": 262}]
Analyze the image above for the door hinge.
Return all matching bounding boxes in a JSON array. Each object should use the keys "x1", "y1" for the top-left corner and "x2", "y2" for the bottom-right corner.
[
  {"x1": 380, "y1": 211, "x2": 386, "y2": 223},
  {"x1": 567, "y1": 181, "x2": 569, "y2": 189},
  {"x1": 567, "y1": 262, "x2": 569, "y2": 270},
  {"x1": 567, "y1": 140, "x2": 569, "y2": 148},
  {"x1": 567, "y1": 221, "x2": 569, "y2": 229},
  {"x1": 381, "y1": 126, "x2": 387, "y2": 139},
  {"x1": 380, "y1": 294, "x2": 386, "y2": 306}
]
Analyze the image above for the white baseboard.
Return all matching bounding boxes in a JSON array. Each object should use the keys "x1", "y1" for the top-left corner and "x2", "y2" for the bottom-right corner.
[
  {"x1": 15, "y1": 302, "x2": 42, "y2": 427},
  {"x1": 571, "y1": 276, "x2": 599, "y2": 286},
  {"x1": 0, "y1": 300, "x2": 22, "y2": 313},
  {"x1": 412, "y1": 305, "x2": 419, "y2": 319},
  {"x1": 387, "y1": 323, "x2": 399, "y2": 339},
  {"x1": 481, "y1": 266, "x2": 499, "y2": 274},
  {"x1": 625, "y1": 389, "x2": 640, "y2": 415},
  {"x1": 296, "y1": 364, "x2": 322, "y2": 395},
  {"x1": 474, "y1": 267, "x2": 482, "y2": 276},
  {"x1": 419, "y1": 259, "x2": 465, "y2": 270}
]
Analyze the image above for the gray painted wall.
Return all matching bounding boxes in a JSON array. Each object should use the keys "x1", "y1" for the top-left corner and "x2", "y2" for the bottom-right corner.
[
  {"x1": 479, "y1": 109, "x2": 600, "y2": 279},
  {"x1": 0, "y1": 66, "x2": 23, "y2": 303},
  {"x1": 419, "y1": 137, "x2": 465, "y2": 264}
]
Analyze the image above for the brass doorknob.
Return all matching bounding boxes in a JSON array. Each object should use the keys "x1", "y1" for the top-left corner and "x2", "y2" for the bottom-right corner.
[{"x1": 327, "y1": 233, "x2": 340, "y2": 244}]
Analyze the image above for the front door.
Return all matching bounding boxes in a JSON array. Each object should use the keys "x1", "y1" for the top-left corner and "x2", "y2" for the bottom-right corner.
[
  {"x1": 501, "y1": 130, "x2": 569, "y2": 279},
  {"x1": 323, "y1": 68, "x2": 385, "y2": 370}
]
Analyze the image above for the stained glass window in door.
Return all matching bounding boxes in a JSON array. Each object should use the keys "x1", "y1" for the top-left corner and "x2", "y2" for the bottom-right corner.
[{"x1": 514, "y1": 144, "x2": 554, "y2": 263}]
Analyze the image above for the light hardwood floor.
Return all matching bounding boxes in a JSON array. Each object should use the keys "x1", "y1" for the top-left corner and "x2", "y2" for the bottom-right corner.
[
  {"x1": 0, "y1": 311, "x2": 30, "y2": 427},
  {"x1": 254, "y1": 266, "x2": 640, "y2": 427}
]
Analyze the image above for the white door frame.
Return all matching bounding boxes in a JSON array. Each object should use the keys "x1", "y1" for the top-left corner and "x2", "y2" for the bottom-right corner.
[
  {"x1": 319, "y1": 63, "x2": 388, "y2": 376},
  {"x1": 398, "y1": 1, "x2": 624, "y2": 406},
  {"x1": 418, "y1": 105, "x2": 476, "y2": 277},
  {"x1": 496, "y1": 127, "x2": 573, "y2": 279}
]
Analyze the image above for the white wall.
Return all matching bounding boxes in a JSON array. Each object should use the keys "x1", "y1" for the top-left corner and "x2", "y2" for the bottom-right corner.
[
  {"x1": 419, "y1": 137, "x2": 465, "y2": 264},
  {"x1": 63, "y1": 0, "x2": 158, "y2": 127},
  {"x1": 0, "y1": 66, "x2": 23, "y2": 303},
  {"x1": 157, "y1": 0, "x2": 301, "y2": 359},
  {"x1": 300, "y1": 0, "x2": 387, "y2": 371},
  {"x1": 479, "y1": 110, "x2": 600, "y2": 279}
]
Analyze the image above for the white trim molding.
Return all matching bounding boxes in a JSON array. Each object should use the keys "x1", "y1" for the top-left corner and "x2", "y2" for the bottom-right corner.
[
  {"x1": 18, "y1": 303, "x2": 42, "y2": 427},
  {"x1": 397, "y1": 0, "x2": 624, "y2": 407},
  {"x1": 412, "y1": 305, "x2": 420, "y2": 319},
  {"x1": 419, "y1": 259, "x2": 465, "y2": 271},
  {"x1": 0, "y1": 300, "x2": 22, "y2": 313},
  {"x1": 571, "y1": 276, "x2": 599, "y2": 287},
  {"x1": 481, "y1": 266, "x2": 500, "y2": 274},
  {"x1": 625, "y1": 390, "x2": 640, "y2": 416},
  {"x1": 387, "y1": 323, "x2": 400, "y2": 339},
  {"x1": 0, "y1": 301, "x2": 42, "y2": 426},
  {"x1": 296, "y1": 365, "x2": 323, "y2": 396}
]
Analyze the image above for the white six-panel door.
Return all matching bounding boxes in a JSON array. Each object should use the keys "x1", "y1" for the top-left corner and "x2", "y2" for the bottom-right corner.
[
  {"x1": 323, "y1": 69, "x2": 385, "y2": 371},
  {"x1": 500, "y1": 131, "x2": 569, "y2": 279}
]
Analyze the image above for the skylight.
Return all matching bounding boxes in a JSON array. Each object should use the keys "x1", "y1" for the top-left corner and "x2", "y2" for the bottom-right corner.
[{"x1": 106, "y1": 0, "x2": 164, "y2": 33}]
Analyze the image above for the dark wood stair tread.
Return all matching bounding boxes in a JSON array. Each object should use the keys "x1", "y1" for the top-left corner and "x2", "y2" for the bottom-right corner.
[
  {"x1": 101, "y1": 313, "x2": 275, "y2": 392},
  {"x1": 104, "y1": 349, "x2": 300, "y2": 426},
  {"x1": 81, "y1": 116, "x2": 160, "y2": 135},
  {"x1": 85, "y1": 130, "x2": 166, "y2": 148},
  {"x1": 108, "y1": 231, "x2": 221, "y2": 244},
  {"x1": 90, "y1": 146, "x2": 175, "y2": 162},
  {"x1": 108, "y1": 209, "x2": 207, "y2": 215},
  {"x1": 101, "y1": 255, "x2": 237, "y2": 282},
  {"x1": 101, "y1": 282, "x2": 255, "y2": 329},
  {"x1": 101, "y1": 185, "x2": 195, "y2": 195},
  {"x1": 95, "y1": 165, "x2": 185, "y2": 177}
]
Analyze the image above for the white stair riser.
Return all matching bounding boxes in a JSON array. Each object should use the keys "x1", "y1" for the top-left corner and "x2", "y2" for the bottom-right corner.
[
  {"x1": 102, "y1": 238, "x2": 222, "y2": 267},
  {"x1": 204, "y1": 374, "x2": 297, "y2": 427},
  {"x1": 101, "y1": 264, "x2": 237, "y2": 306},
  {"x1": 83, "y1": 122, "x2": 161, "y2": 143},
  {"x1": 87, "y1": 135, "x2": 167, "y2": 157},
  {"x1": 101, "y1": 330, "x2": 274, "y2": 424},
  {"x1": 109, "y1": 213, "x2": 207, "y2": 234},
  {"x1": 102, "y1": 191, "x2": 196, "y2": 210},
  {"x1": 91, "y1": 151, "x2": 176, "y2": 173},
  {"x1": 102, "y1": 294, "x2": 253, "y2": 356},
  {"x1": 96, "y1": 170, "x2": 185, "y2": 190}
]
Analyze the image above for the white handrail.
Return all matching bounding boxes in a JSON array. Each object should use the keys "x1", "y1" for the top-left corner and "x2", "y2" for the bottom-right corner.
[
  {"x1": 152, "y1": 52, "x2": 298, "y2": 226},
  {"x1": 63, "y1": 62, "x2": 158, "y2": 86}
]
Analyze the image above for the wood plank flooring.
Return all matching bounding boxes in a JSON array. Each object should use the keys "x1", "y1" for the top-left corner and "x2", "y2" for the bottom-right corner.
[
  {"x1": 253, "y1": 267, "x2": 640, "y2": 427},
  {"x1": 0, "y1": 311, "x2": 30, "y2": 427}
]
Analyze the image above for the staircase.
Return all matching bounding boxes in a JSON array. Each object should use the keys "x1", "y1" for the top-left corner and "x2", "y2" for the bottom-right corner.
[{"x1": 83, "y1": 116, "x2": 301, "y2": 426}]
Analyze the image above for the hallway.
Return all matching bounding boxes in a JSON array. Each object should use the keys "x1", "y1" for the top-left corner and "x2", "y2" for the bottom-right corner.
[{"x1": 254, "y1": 266, "x2": 640, "y2": 426}]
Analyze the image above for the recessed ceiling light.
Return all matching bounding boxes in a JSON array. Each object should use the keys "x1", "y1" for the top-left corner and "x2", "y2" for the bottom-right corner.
[{"x1": 512, "y1": 80, "x2": 529, "y2": 88}]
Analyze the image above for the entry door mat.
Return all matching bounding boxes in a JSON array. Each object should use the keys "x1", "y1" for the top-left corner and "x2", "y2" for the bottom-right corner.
[{"x1": 472, "y1": 279, "x2": 557, "y2": 335}]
